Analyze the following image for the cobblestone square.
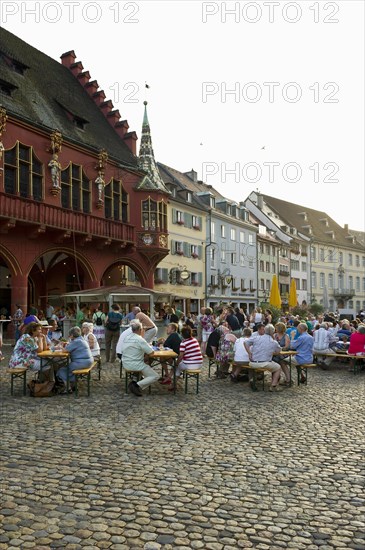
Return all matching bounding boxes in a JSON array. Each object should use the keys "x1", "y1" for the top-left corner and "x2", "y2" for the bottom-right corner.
[{"x1": 0, "y1": 350, "x2": 364, "y2": 550}]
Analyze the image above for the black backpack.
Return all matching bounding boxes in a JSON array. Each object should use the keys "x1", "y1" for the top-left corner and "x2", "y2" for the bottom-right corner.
[{"x1": 95, "y1": 313, "x2": 103, "y2": 326}]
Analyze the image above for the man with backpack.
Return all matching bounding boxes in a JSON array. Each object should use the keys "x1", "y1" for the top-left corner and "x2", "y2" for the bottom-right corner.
[{"x1": 105, "y1": 304, "x2": 123, "y2": 363}]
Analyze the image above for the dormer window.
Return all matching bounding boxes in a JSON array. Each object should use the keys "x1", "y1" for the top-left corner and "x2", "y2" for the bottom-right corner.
[
  {"x1": 210, "y1": 196, "x2": 215, "y2": 208},
  {"x1": 187, "y1": 191, "x2": 192, "y2": 203},
  {"x1": 0, "y1": 51, "x2": 28, "y2": 75},
  {"x1": 73, "y1": 115, "x2": 87, "y2": 130},
  {"x1": 320, "y1": 217, "x2": 329, "y2": 227},
  {"x1": 0, "y1": 78, "x2": 17, "y2": 96}
]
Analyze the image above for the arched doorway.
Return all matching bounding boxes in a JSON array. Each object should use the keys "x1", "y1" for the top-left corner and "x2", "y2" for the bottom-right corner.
[{"x1": 28, "y1": 249, "x2": 95, "y2": 313}]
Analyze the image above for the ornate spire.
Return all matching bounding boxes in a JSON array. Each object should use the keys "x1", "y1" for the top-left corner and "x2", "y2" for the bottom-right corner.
[{"x1": 136, "y1": 101, "x2": 169, "y2": 192}]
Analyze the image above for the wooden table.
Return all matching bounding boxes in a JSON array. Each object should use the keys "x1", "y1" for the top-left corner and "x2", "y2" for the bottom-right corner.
[
  {"x1": 150, "y1": 349, "x2": 178, "y2": 394},
  {"x1": 38, "y1": 350, "x2": 70, "y2": 391}
]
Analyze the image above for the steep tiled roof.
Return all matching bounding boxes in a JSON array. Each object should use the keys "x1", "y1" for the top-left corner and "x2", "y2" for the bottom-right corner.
[
  {"x1": 262, "y1": 194, "x2": 364, "y2": 250},
  {"x1": 0, "y1": 27, "x2": 137, "y2": 166},
  {"x1": 158, "y1": 163, "x2": 206, "y2": 209},
  {"x1": 158, "y1": 163, "x2": 225, "y2": 200}
]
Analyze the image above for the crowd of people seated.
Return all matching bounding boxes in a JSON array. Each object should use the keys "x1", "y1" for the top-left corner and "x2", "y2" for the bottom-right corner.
[{"x1": 5, "y1": 301, "x2": 365, "y2": 397}]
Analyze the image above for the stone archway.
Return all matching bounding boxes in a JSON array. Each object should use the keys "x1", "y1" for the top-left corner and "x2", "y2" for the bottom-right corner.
[{"x1": 27, "y1": 247, "x2": 97, "y2": 312}]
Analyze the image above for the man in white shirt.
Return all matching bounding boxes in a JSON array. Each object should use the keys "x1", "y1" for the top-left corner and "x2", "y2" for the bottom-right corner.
[
  {"x1": 313, "y1": 323, "x2": 336, "y2": 367},
  {"x1": 120, "y1": 321, "x2": 158, "y2": 396},
  {"x1": 244, "y1": 324, "x2": 282, "y2": 391}
]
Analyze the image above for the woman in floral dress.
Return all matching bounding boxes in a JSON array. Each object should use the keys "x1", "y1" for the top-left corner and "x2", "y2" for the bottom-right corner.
[
  {"x1": 9, "y1": 322, "x2": 48, "y2": 372},
  {"x1": 215, "y1": 325, "x2": 237, "y2": 378}
]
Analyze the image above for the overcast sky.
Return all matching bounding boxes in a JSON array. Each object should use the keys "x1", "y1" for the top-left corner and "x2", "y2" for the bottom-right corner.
[{"x1": 2, "y1": 0, "x2": 364, "y2": 230}]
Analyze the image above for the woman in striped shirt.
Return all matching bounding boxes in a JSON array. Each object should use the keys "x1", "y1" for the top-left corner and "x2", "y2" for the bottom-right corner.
[{"x1": 165, "y1": 326, "x2": 203, "y2": 388}]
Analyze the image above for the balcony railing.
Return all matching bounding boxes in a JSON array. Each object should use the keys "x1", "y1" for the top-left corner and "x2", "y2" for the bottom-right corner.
[
  {"x1": 279, "y1": 270, "x2": 290, "y2": 276},
  {"x1": 0, "y1": 192, "x2": 135, "y2": 242},
  {"x1": 334, "y1": 288, "x2": 355, "y2": 297}
]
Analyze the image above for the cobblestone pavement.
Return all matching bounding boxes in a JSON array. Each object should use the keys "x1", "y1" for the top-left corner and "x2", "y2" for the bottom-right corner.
[{"x1": 0, "y1": 344, "x2": 364, "y2": 550}]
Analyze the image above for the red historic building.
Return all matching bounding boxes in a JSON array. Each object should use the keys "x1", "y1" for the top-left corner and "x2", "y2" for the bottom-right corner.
[{"x1": 0, "y1": 28, "x2": 169, "y2": 318}]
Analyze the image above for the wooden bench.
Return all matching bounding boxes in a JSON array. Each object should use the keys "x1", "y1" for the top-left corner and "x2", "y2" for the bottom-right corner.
[
  {"x1": 123, "y1": 367, "x2": 151, "y2": 395},
  {"x1": 184, "y1": 369, "x2": 201, "y2": 394},
  {"x1": 247, "y1": 366, "x2": 276, "y2": 392},
  {"x1": 73, "y1": 361, "x2": 97, "y2": 397},
  {"x1": 295, "y1": 363, "x2": 317, "y2": 386},
  {"x1": 314, "y1": 352, "x2": 365, "y2": 374},
  {"x1": 7, "y1": 368, "x2": 28, "y2": 396}
]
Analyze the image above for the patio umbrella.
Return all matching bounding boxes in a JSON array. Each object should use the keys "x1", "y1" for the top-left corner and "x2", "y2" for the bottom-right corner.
[
  {"x1": 289, "y1": 279, "x2": 298, "y2": 308},
  {"x1": 269, "y1": 275, "x2": 282, "y2": 308}
]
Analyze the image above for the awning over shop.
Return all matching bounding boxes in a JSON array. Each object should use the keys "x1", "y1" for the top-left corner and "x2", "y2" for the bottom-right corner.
[{"x1": 62, "y1": 285, "x2": 172, "y2": 318}]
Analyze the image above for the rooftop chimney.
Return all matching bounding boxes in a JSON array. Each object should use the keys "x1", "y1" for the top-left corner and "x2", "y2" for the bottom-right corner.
[
  {"x1": 69, "y1": 61, "x2": 84, "y2": 77},
  {"x1": 92, "y1": 90, "x2": 106, "y2": 106},
  {"x1": 60, "y1": 50, "x2": 76, "y2": 67},
  {"x1": 344, "y1": 223, "x2": 349, "y2": 232},
  {"x1": 77, "y1": 70, "x2": 91, "y2": 86},
  {"x1": 114, "y1": 120, "x2": 129, "y2": 138},
  {"x1": 107, "y1": 109, "x2": 121, "y2": 126},
  {"x1": 123, "y1": 131, "x2": 137, "y2": 155},
  {"x1": 84, "y1": 80, "x2": 99, "y2": 96},
  {"x1": 184, "y1": 169, "x2": 198, "y2": 182}
]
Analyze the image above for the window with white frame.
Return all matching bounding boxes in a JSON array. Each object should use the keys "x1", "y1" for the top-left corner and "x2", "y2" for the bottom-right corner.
[
  {"x1": 259, "y1": 242, "x2": 264, "y2": 253},
  {"x1": 328, "y1": 250, "x2": 334, "y2": 262},
  {"x1": 301, "y1": 261, "x2": 307, "y2": 271},
  {"x1": 230, "y1": 252, "x2": 236, "y2": 264},
  {"x1": 260, "y1": 279, "x2": 265, "y2": 290},
  {"x1": 187, "y1": 192, "x2": 192, "y2": 203},
  {"x1": 240, "y1": 231, "x2": 245, "y2": 243},
  {"x1": 221, "y1": 225, "x2": 226, "y2": 238},
  {"x1": 356, "y1": 301, "x2": 360, "y2": 311},
  {"x1": 175, "y1": 241, "x2": 184, "y2": 255},
  {"x1": 191, "y1": 244, "x2": 199, "y2": 258},
  {"x1": 328, "y1": 273, "x2": 333, "y2": 289},
  {"x1": 230, "y1": 228, "x2": 236, "y2": 241},
  {"x1": 349, "y1": 300, "x2": 354, "y2": 309},
  {"x1": 265, "y1": 244, "x2": 270, "y2": 254},
  {"x1": 211, "y1": 221, "x2": 216, "y2": 242},
  {"x1": 272, "y1": 262, "x2": 276, "y2": 273},
  {"x1": 259, "y1": 260, "x2": 264, "y2": 271},
  {"x1": 241, "y1": 279, "x2": 247, "y2": 291},
  {"x1": 311, "y1": 246, "x2": 316, "y2": 261},
  {"x1": 356, "y1": 277, "x2": 360, "y2": 291},
  {"x1": 192, "y1": 215, "x2": 200, "y2": 229},
  {"x1": 265, "y1": 261, "x2": 270, "y2": 272},
  {"x1": 319, "y1": 248, "x2": 325, "y2": 262},
  {"x1": 210, "y1": 248, "x2": 216, "y2": 268},
  {"x1": 240, "y1": 254, "x2": 245, "y2": 267},
  {"x1": 176, "y1": 210, "x2": 184, "y2": 224},
  {"x1": 250, "y1": 279, "x2": 255, "y2": 290},
  {"x1": 302, "y1": 279, "x2": 307, "y2": 290},
  {"x1": 362, "y1": 256, "x2": 365, "y2": 267},
  {"x1": 311, "y1": 271, "x2": 317, "y2": 288},
  {"x1": 355, "y1": 255, "x2": 360, "y2": 267},
  {"x1": 248, "y1": 234, "x2": 253, "y2": 245},
  {"x1": 295, "y1": 278, "x2": 300, "y2": 290},
  {"x1": 249, "y1": 260, "x2": 254, "y2": 268},
  {"x1": 221, "y1": 243, "x2": 226, "y2": 262},
  {"x1": 319, "y1": 272, "x2": 325, "y2": 288},
  {"x1": 349, "y1": 253, "x2": 353, "y2": 266},
  {"x1": 363, "y1": 277, "x2": 365, "y2": 291},
  {"x1": 266, "y1": 279, "x2": 271, "y2": 290},
  {"x1": 349, "y1": 275, "x2": 353, "y2": 289},
  {"x1": 339, "y1": 252, "x2": 343, "y2": 263}
]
